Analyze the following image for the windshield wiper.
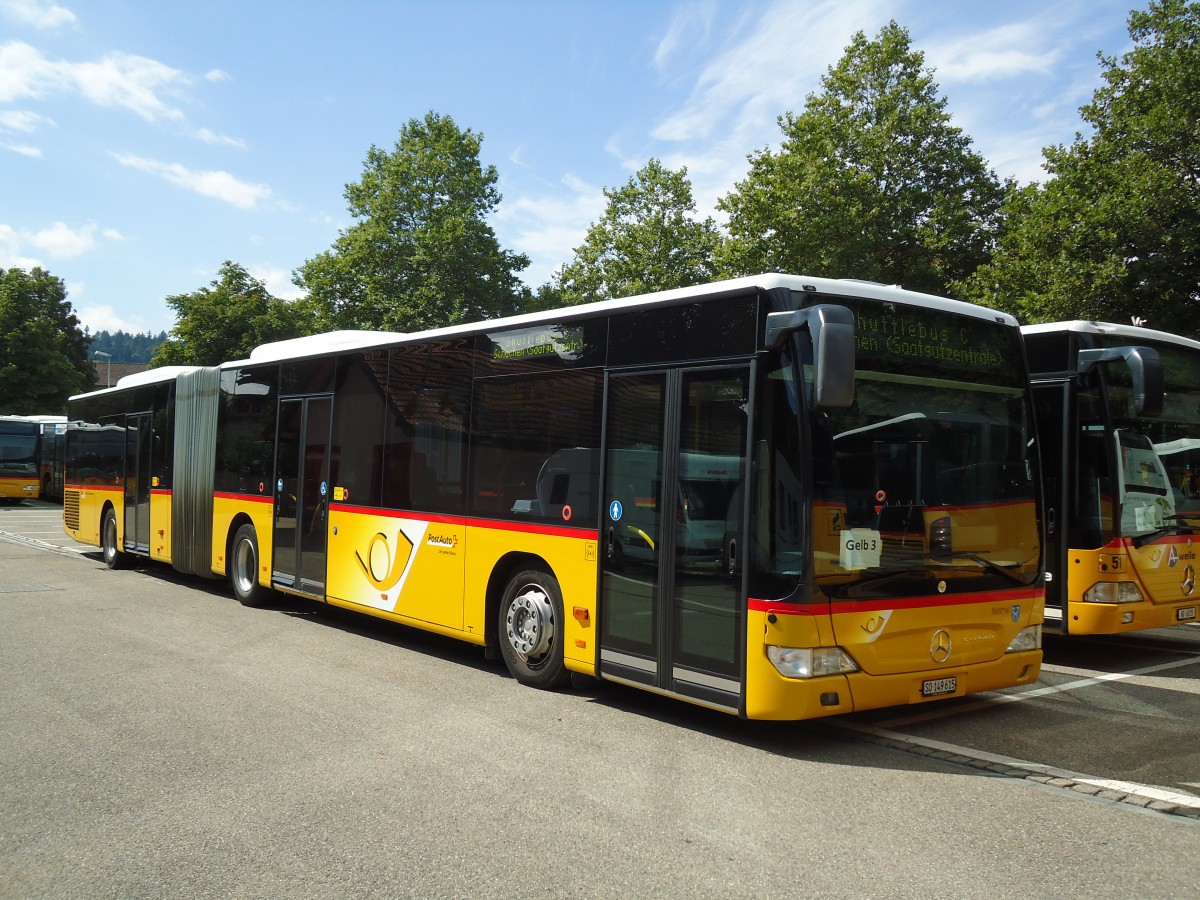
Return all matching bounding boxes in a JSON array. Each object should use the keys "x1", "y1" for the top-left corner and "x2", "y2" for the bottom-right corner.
[
  {"x1": 834, "y1": 568, "x2": 930, "y2": 599},
  {"x1": 929, "y1": 552, "x2": 1030, "y2": 585},
  {"x1": 1131, "y1": 519, "x2": 1197, "y2": 548}
]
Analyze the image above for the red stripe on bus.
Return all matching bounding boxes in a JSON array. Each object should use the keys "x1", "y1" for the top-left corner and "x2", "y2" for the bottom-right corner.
[
  {"x1": 213, "y1": 491, "x2": 273, "y2": 504},
  {"x1": 749, "y1": 586, "x2": 1042, "y2": 616},
  {"x1": 327, "y1": 502, "x2": 598, "y2": 540}
]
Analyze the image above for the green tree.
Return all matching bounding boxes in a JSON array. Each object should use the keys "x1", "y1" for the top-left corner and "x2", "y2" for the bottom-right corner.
[
  {"x1": 558, "y1": 158, "x2": 721, "y2": 304},
  {"x1": 958, "y1": 0, "x2": 1200, "y2": 330},
  {"x1": 87, "y1": 329, "x2": 168, "y2": 363},
  {"x1": 297, "y1": 111, "x2": 531, "y2": 331},
  {"x1": 0, "y1": 267, "x2": 91, "y2": 414},
  {"x1": 717, "y1": 22, "x2": 1009, "y2": 295},
  {"x1": 151, "y1": 262, "x2": 310, "y2": 367}
]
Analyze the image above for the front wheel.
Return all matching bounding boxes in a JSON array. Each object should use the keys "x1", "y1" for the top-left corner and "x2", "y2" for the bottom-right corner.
[
  {"x1": 498, "y1": 568, "x2": 569, "y2": 689},
  {"x1": 101, "y1": 507, "x2": 127, "y2": 569},
  {"x1": 230, "y1": 524, "x2": 268, "y2": 607}
]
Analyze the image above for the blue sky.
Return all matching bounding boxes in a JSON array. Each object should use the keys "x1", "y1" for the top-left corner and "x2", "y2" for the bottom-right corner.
[{"x1": 1, "y1": 0, "x2": 1143, "y2": 337}]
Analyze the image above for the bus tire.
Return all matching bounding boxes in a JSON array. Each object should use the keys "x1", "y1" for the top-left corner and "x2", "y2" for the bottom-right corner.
[
  {"x1": 498, "y1": 568, "x2": 569, "y2": 690},
  {"x1": 101, "y1": 507, "x2": 127, "y2": 570},
  {"x1": 230, "y1": 524, "x2": 268, "y2": 607}
]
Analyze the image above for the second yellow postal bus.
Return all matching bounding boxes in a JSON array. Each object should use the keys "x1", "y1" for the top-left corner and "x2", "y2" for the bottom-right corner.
[
  {"x1": 65, "y1": 274, "x2": 1044, "y2": 719},
  {"x1": 1023, "y1": 320, "x2": 1200, "y2": 634}
]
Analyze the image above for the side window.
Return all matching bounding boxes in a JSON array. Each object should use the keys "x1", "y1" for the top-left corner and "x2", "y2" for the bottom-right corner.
[
  {"x1": 214, "y1": 365, "x2": 278, "y2": 497},
  {"x1": 329, "y1": 351, "x2": 387, "y2": 508},
  {"x1": 470, "y1": 369, "x2": 602, "y2": 525},
  {"x1": 381, "y1": 340, "x2": 473, "y2": 513}
]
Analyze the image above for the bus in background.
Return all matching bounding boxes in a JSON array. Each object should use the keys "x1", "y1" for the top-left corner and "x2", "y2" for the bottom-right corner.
[
  {"x1": 0, "y1": 415, "x2": 69, "y2": 503},
  {"x1": 0, "y1": 415, "x2": 43, "y2": 503},
  {"x1": 1022, "y1": 320, "x2": 1200, "y2": 634},
  {"x1": 65, "y1": 274, "x2": 1044, "y2": 720}
]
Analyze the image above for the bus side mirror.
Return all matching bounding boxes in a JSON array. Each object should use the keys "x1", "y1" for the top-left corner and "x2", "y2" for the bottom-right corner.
[
  {"x1": 1077, "y1": 345, "x2": 1164, "y2": 417},
  {"x1": 764, "y1": 304, "x2": 855, "y2": 409}
]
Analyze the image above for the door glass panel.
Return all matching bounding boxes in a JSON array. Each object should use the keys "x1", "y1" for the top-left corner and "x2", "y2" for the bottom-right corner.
[
  {"x1": 124, "y1": 413, "x2": 152, "y2": 551},
  {"x1": 601, "y1": 374, "x2": 665, "y2": 657},
  {"x1": 273, "y1": 399, "x2": 302, "y2": 584},
  {"x1": 300, "y1": 397, "x2": 332, "y2": 591},
  {"x1": 671, "y1": 370, "x2": 749, "y2": 678}
]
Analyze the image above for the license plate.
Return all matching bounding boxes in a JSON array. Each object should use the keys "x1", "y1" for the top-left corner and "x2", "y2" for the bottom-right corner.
[
  {"x1": 922, "y1": 676, "x2": 957, "y2": 697},
  {"x1": 1178, "y1": 607, "x2": 1197, "y2": 622}
]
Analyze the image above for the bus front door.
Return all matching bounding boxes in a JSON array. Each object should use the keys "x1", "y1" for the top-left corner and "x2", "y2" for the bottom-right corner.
[
  {"x1": 273, "y1": 396, "x2": 333, "y2": 597},
  {"x1": 123, "y1": 412, "x2": 152, "y2": 553},
  {"x1": 599, "y1": 366, "x2": 751, "y2": 713}
]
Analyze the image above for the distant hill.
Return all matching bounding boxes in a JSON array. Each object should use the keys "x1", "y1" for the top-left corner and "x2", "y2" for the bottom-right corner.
[{"x1": 86, "y1": 329, "x2": 168, "y2": 363}]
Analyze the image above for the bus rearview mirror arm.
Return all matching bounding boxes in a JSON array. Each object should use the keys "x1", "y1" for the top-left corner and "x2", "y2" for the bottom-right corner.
[
  {"x1": 764, "y1": 304, "x2": 856, "y2": 408},
  {"x1": 1076, "y1": 345, "x2": 1164, "y2": 417}
]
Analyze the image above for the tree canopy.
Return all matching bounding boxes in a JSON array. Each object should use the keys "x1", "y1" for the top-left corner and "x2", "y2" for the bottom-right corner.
[
  {"x1": 717, "y1": 21, "x2": 1009, "y2": 296},
  {"x1": 296, "y1": 111, "x2": 531, "y2": 332},
  {"x1": 557, "y1": 158, "x2": 721, "y2": 304},
  {"x1": 0, "y1": 267, "x2": 92, "y2": 415},
  {"x1": 957, "y1": 0, "x2": 1200, "y2": 331},
  {"x1": 151, "y1": 261, "x2": 310, "y2": 367}
]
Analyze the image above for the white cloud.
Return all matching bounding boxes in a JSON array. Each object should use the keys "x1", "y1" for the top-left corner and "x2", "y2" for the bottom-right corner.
[
  {"x1": 194, "y1": 127, "x2": 246, "y2": 149},
  {"x1": 0, "y1": 220, "x2": 119, "y2": 272},
  {"x1": 72, "y1": 51, "x2": 188, "y2": 122},
  {"x1": 0, "y1": 108, "x2": 53, "y2": 132},
  {"x1": 0, "y1": 39, "x2": 188, "y2": 122},
  {"x1": 924, "y1": 21, "x2": 1062, "y2": 82},
  {"x1": 76, "y1": 303, "x2": 151, "y2": 334},
  {"x1": 654, "y1": 2, "x2": 717, "y2": 71},
  {"x1": 249, "y1": 264, "x2": 304, "y2": 301},
  {"x1": 0, "y1": 0, "x2": 77, "y2": 29},
  {"x1": 497, "y1": 173, "x2": 607, "y2": 287},
  {"x1": 651, "y1": 0, "x2": 893, "y2": 146},
  {"x1": 3, "y1": 141, "x2": 41, "y2": 156},
  {"x1": 204, "y1": 68, "x2": 231, "y2": 83},
  {"x1": 112, "y1": 153, "x2": 271, "y2": 209},
  {"x1": 28, "y1": 220, "x2": 98, "y2": 256}
]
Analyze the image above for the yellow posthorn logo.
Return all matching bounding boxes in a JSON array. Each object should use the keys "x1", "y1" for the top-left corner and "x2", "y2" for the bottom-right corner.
[{"x1": 356, "y1": 530, "x2": 415, "y2": 592}]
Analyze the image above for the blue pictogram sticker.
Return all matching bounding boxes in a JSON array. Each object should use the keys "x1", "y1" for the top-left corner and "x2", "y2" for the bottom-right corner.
[
  {"x1": 609, "y1": 499, "x2": 623, "y2": 521},
  {"x1": 320, "y1": 481, "x2": 327, "y2": 497},
  {"x1": 277, "y1": 478, "x2": 283, "y2": 492}
]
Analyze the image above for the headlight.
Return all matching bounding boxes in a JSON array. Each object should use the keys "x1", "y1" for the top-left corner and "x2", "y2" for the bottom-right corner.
[
  {"x1": 1005, "y1": 624, "x2": 1042, "y2": 653},
  {"x1": 1083, "y1": 582, "x2": 1143, "y2": 604},
  {"x1": 767, "y1": 646, "x2": 859, "y2": 679}
]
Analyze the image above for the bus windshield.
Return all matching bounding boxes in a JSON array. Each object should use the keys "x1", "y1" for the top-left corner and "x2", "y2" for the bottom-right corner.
[
  {"x1": 807, "y1": 301, "x2": 1041, "y2": 599},
  {"x1": 0, "y1": 431, "x2": 38, "y2": 475},
  {"x1": 1085, "y1": 334, "x2": 1200, "y2": 538}
]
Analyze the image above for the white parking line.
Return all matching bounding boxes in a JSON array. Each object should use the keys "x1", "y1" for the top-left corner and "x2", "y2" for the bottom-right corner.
[
  {"x1": 831, "y1": 718, "x2": 1200, "y2": 816},
  {"x1": 875, "y1": 653, "x2": 1200, "y2": 728}
]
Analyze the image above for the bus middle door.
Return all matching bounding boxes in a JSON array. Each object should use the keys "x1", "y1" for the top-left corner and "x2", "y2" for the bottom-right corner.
[
  {"x1": 273, "y1": 395, "x2": 333, "y2": 597},
  {"x1": 123, "y1": 412, "x2": 153, "y2": 554},
  {"x1": 598, "y1": 366, "x2": 751, "y2": 713}
]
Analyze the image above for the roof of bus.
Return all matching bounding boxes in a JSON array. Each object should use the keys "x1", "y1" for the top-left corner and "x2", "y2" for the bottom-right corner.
[
  {"x1": 67, "y1": 365, "x2": 203, "y2": 401},
  {"x1": 0, "y1": 414, "x2": 67, "y2": 423},
  {"x1": 237, "y1": 273, "x2": 1019, "y2": 366},
  {"x1": 1020, "y1": 320, "x2": 1200, "y2": 351}
]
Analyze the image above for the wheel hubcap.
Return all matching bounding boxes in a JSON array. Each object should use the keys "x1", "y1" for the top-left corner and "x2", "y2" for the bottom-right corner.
[
  {"x1": 234, "y1": 539, "x2": 254, "y2": 593},
  {"x1": 505, "y1": 586, "x2": 554, "y2": 660}
]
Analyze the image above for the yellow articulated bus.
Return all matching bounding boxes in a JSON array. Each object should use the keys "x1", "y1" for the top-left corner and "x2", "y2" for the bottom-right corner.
[
  {"x1": 1022, "y1": 320, "x2": 1200, "y2": 635},
  {"x1": 65, "y1": 275, "x2": 1044, "y2": 719}
]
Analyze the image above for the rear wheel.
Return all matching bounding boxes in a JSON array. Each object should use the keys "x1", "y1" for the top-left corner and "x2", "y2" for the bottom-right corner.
[
  {"x1": 498, "y1": 568, "x2": 569, "y2": 689},
  {"x1": 101, "y1": 507, "x2": 126, "y2": 569},
  {"x1": 230, "y1": 523, "x2": 268, "y2": 607}
]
